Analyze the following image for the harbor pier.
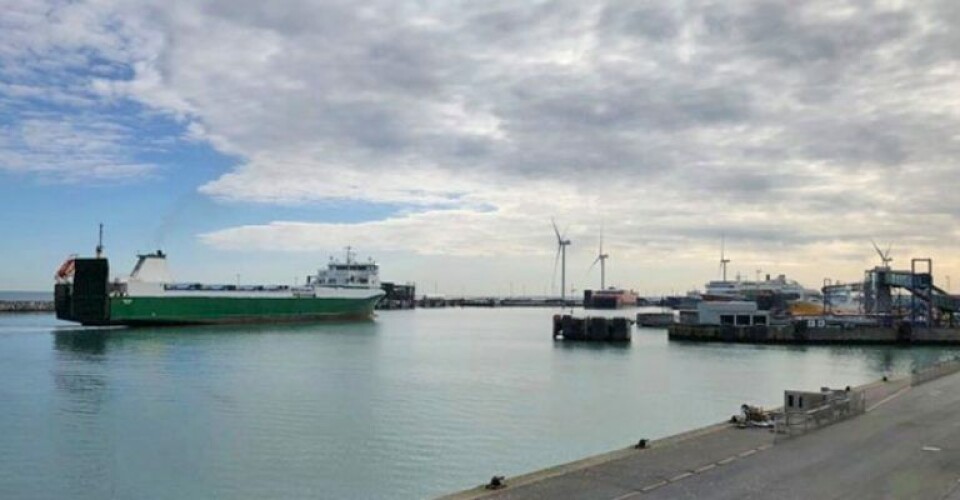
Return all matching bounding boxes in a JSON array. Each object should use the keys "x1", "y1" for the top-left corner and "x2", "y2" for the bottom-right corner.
[
  {"x1": 441, "y1": 358, "x2": 960, "y2": 499},
  {"x1": 668, "y1": 322, "x2": 960, "y2": 345},
  {"x1": 551, "y1": 314, "x2": 632, "y2": 342}
]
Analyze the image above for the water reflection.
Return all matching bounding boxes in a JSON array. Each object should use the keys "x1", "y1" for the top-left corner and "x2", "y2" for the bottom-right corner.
[
  {"x1": 822, "y1": 344, "x2": 960, "y2": 375},
  {"x1": 52, "y1": 319, "x2": 379, "y2": 355},
  {"x1": 53, "y1": 330, "x2": 109, "y2": 356},
  {"x1": 552, "y1": 340, "x2": 632, "y2": 354}
]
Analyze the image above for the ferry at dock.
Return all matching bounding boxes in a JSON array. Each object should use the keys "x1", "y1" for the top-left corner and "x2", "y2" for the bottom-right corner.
[
  {"x1": 703, "y1": 274, "x2": 820, "y2": 301},
  {"x1": 54, "y1": 248, "x2": 385, "y2": 326},
  {"x1": 701, "y1": 273, "x2": 824, "y2": 316}
]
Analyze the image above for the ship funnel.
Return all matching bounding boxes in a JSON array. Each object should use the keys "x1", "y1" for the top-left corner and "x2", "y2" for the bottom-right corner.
[{"x1": 129, "y1": 251, "x2": 173, "y2": 283}]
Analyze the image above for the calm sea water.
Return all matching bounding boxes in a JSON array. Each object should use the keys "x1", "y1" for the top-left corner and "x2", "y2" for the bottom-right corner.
[
  {"x1": 0, "y1": 291, "x2": 52, "y2": 301},
  {"x1": 1, "y1": 307, "x2": 957, "y2": 499}
]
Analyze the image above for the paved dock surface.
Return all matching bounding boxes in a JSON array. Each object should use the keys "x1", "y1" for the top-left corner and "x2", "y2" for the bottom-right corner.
[
  {"x1": 446, "y1": 369, "x2": 960, "y2": 500},
  {"x1": 642, "y1": 371, "x2": 960, "y2": 499}
]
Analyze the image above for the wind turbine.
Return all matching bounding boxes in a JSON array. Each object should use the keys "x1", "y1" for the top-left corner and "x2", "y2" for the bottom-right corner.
[
  {"x1": 720, "y1": 233, "x2": 731, "y2": 281},
  {"x1": 552, "y1": 218, "x2": 572, "y2": 303},
  {"x1": 870, "y1": 239, "x2": 893, "y2": 269},
  {"x1": 588, "y1": 232, "x2": 609, "y2": 290}
]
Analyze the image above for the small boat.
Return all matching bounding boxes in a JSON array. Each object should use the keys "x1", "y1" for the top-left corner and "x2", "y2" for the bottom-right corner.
[
  {"x1": 636, "y1": 311, "x2": 675, "y2": 327},
  {"x1": 583, "y1": 288, "x2": 639, "y2": 309}
]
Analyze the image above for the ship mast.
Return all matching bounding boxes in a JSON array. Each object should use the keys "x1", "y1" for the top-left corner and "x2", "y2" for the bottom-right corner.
[
  {"x1": 345, "y1": 246, "x2": 354, "y2": 265},
  {"x1": 96, "y1": 223, "x2": 104, "y2": 258}
]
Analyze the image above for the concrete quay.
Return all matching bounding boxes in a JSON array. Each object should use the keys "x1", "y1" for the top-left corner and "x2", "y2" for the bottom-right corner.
[
  {"x1": 669, "y1": 323, "x2": 960, "y2": 345},
  {"x1": 442, "y1": 360, "x2": 960, "y2": 500}
]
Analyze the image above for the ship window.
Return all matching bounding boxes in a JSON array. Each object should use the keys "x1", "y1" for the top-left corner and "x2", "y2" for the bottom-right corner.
[
  {"x1": 735, "y1": 315, "x2": 750, "y2": 326},
  {"x1": 720, "y1": 315, "x2": 734, "y2": 325},
  {"x1": 753, "y1": 315, "x2": 767, "y2": 325},
  {"x1": 788, "y1": 394, "x2": 794, "y2": 407}
]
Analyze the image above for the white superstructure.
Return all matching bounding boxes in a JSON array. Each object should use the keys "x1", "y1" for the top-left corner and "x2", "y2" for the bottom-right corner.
[
  {"x1": 309, "y1": 247, "x2": 381, "y2": 289},
  {"x1": 704, "y1": 274, "x2": 821, "y2": 302},
  {"x1": 117, "y1": 249, "x2": 383, "y2": 300}
]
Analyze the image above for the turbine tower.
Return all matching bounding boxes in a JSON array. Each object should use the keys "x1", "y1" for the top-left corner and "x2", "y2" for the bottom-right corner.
[
  {"x1": 589, "y1": 233, "x2": 609, "y2": 290},
  {"x1": 552, "y1": 218, "x2": 572, "y2": 303}
]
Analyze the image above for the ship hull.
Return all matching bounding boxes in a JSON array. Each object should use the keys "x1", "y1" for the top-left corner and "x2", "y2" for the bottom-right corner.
[
  {"x1": 583, "y1": 290, "x2": 639, "y2": 309},
  {"x1": 101, "y1": 295, "x2": 383, "y2": 326}
]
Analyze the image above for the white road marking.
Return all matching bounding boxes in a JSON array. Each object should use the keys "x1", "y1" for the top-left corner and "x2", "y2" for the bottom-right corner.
[
  {"x1": 641, "y1": 480, "x2": 668, "y2": 492},
  {"x1": 717, "y1": 456, "x2": 737, "y2": 465},
  {"x1": 867, "y1": 386, "x2": 911, "y2": 412},
  {"x1": 669, "y1": 472, "x2": 694, "y2": 482},
  {"x1": 739, "y1": 449, "x2": 757, "y2": 457},
  {"x1": 922, "y1": 446, "x2": 942, "y2": 452},
  {"x1": 695, "y1": 464, "x2": 717, "y2": 473}
]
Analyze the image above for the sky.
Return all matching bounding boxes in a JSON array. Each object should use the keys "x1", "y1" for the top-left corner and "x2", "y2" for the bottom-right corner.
[{"x1": 2, "y1": 0, "x2": 960, "y2": 295}]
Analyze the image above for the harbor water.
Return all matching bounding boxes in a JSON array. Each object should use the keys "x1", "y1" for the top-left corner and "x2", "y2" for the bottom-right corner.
[{"x1": 2, "y1": 307, "x2": 958, "y2": 499}]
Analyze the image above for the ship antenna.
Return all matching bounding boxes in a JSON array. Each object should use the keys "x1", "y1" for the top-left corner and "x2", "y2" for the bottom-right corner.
[
  {"x1": 96, "y1": 223, "x2": 104, "y2": 258},
  {"x1": 719, "y1": 233, "x2": 731, "y2": 281}
]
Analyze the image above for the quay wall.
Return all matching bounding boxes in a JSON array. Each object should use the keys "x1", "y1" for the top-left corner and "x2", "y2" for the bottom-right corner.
[{"x1": 668, "y1": 323, "x2": 960, "y2": 345}]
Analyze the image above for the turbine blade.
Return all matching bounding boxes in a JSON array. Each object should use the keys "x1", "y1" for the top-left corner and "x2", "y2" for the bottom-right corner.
[
  {"x1": 870, "y1": 239, "x2": 884, "y2": 260},
  {"x1": 551, "y1": 218, "x2": 561, "y2": 241},
  {"x1": 588, "y1": 256, "x2": 600, "y2": 273}
]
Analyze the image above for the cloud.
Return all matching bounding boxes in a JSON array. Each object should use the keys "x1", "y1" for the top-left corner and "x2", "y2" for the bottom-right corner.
[
  {"x1": 0, "y1": 115, "x2": 157, "y2": 181},
  {"x1": 8, "y1": 0, "x2": 960, "y2": 289},
  {"x1": 0, "y1": 0, "x2": 171, "y2": 181}
]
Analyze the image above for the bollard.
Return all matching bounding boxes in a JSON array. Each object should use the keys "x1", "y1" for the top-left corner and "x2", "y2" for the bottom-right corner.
[
  {"x1": 485, "y1": 476, "x2": 506, "y2": 490},
  {"x1": 635, "y1": 439, "x2": 648, "y2": 449}
]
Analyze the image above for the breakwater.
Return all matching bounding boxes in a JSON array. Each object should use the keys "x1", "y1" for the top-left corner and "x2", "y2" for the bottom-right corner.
[
  {"x1": 668, "y1": 323, "x2": 960, "y2": 345},
  {"x1": 418, "y1": 297, "x2": 582, "y2": 308},
  {"x1": 0, "y1": 300, "x2": 54, "y2": 313}
]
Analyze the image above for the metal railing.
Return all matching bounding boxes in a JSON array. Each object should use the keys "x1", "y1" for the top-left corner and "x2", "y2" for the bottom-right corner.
[
  {"x1": 912, "y1": 359, "x2": 960, "y2": 386},
  {"x1": 774, "y1": 391, "x2": 866, "y2": 439}
]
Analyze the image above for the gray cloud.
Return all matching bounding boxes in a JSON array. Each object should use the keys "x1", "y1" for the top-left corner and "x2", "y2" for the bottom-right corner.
[{"x1": 7, "y1": 0, "x2": 960, "y2": 289}]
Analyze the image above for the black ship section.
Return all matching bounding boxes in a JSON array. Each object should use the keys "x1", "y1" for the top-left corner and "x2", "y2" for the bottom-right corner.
[{"x1": 55, "y1": 258, "x2": 110, "y2": 325}]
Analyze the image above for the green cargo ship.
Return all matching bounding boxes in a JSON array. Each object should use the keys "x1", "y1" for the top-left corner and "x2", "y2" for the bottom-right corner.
[{"x1": 54, "y1": 249, "x2": 385, "y2": 326}]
